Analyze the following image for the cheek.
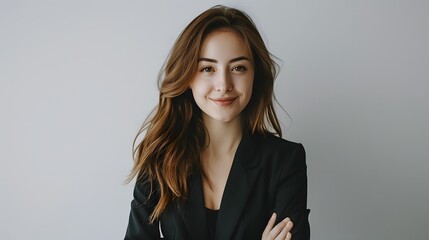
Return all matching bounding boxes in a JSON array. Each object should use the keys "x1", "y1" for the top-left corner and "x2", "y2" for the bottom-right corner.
[
  {"x1": 237, "y1": 78, "x2": 254, "y2": 96},
  {"x1": 190, "y1": 80, "x2": 211, "y2": 96},
  {"x1": 190, "y1": 83, "x2": 206, "y2": 102},
  {"x1": 247, "y1": 81, "x2": 254, "y2": 95},
  {"x1": 242, "y1": 79, "x2": 254, "y2": 105}
]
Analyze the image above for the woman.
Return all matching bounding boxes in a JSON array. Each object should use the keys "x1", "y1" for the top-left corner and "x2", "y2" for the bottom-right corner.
[{"x1": 125, "y1": 5, "x2": 310, "y2": 240}]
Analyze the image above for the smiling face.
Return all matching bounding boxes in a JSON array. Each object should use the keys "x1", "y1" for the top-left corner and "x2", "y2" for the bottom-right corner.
[{"x1": 189, "y1": 29, "x2": 255, "y2": 124}]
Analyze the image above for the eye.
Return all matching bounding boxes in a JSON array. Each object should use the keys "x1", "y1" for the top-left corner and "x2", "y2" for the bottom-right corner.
[
  {"x1": 232, "y1": 66, "x2": 247, "y2": 72},
  {"x1": 200, "y1": 66, "x2": 214, "y2": 73}
]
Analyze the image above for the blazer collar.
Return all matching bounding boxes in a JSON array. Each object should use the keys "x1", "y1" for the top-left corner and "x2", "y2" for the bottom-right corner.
[
  {"x1": 181, "y1": 172, "x2": 210, "y2": 240},
  {"x1": 181, "y1": 132, "x2": 263, "y2": 240}
]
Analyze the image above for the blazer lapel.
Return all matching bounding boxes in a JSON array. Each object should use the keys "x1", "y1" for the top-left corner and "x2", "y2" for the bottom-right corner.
[
  {"x1": 215, "y1": 133, "x2": 262, "y2": 240},
  {"x1": 181, "y1": 172, "x2": 209, "y2": 240}
]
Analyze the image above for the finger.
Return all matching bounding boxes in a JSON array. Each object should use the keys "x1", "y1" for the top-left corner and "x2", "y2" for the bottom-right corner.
[
  {"x1": 274, "y1": 226, "x2": 288, "y2": 240},
  {"x1": 262, "y1": 213, "x2": 277, "y2": 239},
  {"x1": 267, "y1": 218, "x2": 289, "y2": 239},
  {"x1": 275, "y1": 220, "x2": 293, "y2": 240},
  {"x1": 285, "y1": 219, "x2": 293, "y2": 232},
  {"x1": 286, "y1": 232, "x2": 292, "y2": 240}
]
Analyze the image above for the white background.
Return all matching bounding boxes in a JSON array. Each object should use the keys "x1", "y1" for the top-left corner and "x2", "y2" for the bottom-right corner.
[{"x1": 1, "y1": 0, "x2": 428, "y2": 239}]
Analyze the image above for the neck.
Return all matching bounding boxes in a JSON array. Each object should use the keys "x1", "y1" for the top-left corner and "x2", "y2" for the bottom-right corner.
[{"x1": 202, "y1": 114, "x2": 243, "y2": 158}]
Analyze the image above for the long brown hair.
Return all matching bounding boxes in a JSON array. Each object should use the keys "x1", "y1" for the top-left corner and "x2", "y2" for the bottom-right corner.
[{"x1": 127, "y1": 5, "x2": 282, "y2": 223}]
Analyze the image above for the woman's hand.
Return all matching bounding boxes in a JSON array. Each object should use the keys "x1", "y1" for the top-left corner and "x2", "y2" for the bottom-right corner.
[{"x1": 262, "y1": 213, "x2": 293, "y2": 240}]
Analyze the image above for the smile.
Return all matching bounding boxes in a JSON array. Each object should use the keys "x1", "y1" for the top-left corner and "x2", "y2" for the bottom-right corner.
[{"x1": 210, "y1": 97, "x2": 238, "y2": 106}]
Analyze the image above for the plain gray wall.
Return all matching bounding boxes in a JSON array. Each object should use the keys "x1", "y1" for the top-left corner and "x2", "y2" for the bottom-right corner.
[{"x1": 1, "y1": 0, "x2": 428, "y2": 239}]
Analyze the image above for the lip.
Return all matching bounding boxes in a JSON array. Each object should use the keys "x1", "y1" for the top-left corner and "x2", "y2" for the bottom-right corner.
[{"x1": 210, "y1": 97, "x2": 238, "y2": 106}]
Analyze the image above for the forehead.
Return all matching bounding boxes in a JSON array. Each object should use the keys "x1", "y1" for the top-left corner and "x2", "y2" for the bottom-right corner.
[{"x1": 199, "y1": 28, "x2": 252, "y2": 60}]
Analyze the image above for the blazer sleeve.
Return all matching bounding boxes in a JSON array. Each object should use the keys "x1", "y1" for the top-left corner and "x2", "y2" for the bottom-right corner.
[
  {"x1": 124, "y1": 179, "x2": 162, "y2": 240},
  {"x1": 274, "y1": 143, "x2": 310, "y2": 240}
]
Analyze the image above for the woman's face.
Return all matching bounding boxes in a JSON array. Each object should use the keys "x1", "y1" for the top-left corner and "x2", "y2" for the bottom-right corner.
[{"x1": 189, "y1": 29, "x2": 254, "y2": 123}]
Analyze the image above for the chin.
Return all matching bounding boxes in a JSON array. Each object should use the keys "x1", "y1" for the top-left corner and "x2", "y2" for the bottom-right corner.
[
  {"x1": 202, "y1": 109, "x2": 243, "y2": 124},
  {"x1": 211, "y1": 114, "x2": 240, "y2": 123}
]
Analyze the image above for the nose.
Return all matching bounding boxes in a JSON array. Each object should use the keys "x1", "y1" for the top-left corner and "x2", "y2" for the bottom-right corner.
[{"x1": 214, "y1": 69, "x2": 233, "y2": 92}]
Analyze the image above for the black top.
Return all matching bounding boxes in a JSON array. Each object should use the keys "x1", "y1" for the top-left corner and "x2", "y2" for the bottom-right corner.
[
  {"x1": 125, "y1": 133, "x2": 310, "y2": 240},
  {"x1": 206, "y1": 207, "x2": 219, "y2": 240}
]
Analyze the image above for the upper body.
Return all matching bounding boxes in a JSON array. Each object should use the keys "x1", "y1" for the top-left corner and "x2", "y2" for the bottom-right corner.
[
  {"x1": 125, "y1": 5, "x2": 310, "y2": 240},
  {"x1": 125, "y1": 132, "x2": 310, "y2": 240}
]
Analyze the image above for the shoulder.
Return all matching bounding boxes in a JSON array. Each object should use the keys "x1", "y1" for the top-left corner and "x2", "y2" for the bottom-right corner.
[
  {"x1": 250, "y1": 133, "x2": 306, "y2": 170},
  {"x1": 132, "y1": 175, "x2": 160, "y2": 210},
  {"x1": 255, "y1": 133, "x2": 305, "y2": 158}
]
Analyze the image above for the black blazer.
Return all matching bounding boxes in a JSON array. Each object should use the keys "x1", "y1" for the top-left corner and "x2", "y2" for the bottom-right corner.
[{"x1": 125, "y1": 133, "x2": 310, "y2": 240}]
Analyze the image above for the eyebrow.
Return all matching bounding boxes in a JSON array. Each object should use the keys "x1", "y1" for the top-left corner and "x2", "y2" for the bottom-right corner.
[{"x1": 198, "y1": 56, "x2": 250, "y2": 63}]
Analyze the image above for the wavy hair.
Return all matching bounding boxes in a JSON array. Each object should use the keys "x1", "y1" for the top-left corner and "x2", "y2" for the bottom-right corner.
[{"x1": 127, "y1": 5, "x2": 282, "y2": 223}]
